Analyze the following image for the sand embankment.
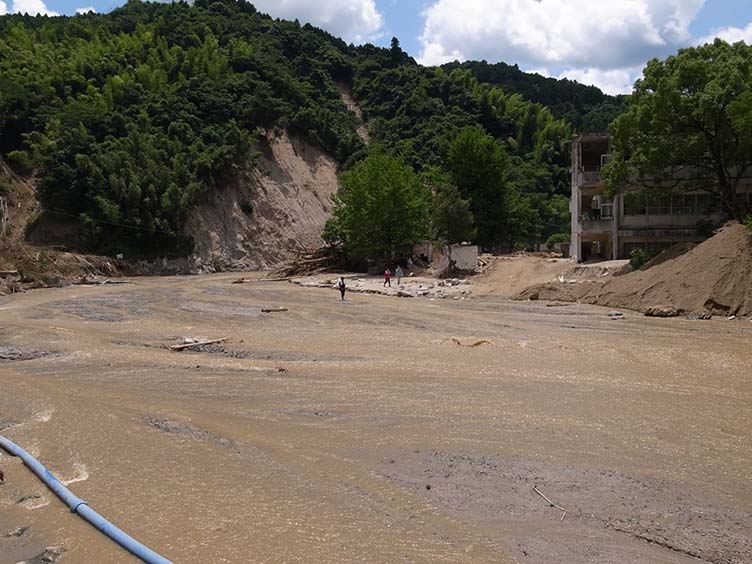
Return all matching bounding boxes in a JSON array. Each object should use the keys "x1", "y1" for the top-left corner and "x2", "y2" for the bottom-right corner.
[{"x1": 517, "y1": 223, "x2": 752, "y2": 317}]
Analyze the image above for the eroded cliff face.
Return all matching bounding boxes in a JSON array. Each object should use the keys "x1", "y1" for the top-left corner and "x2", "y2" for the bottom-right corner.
[{"x1": 186, "y1": 129, "x2": 340, "y2": 270}]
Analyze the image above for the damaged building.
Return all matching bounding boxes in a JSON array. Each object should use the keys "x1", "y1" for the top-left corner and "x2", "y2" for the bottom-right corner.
[{"x1": 569, "y1": 132, "x2": 752, "y2": 262}]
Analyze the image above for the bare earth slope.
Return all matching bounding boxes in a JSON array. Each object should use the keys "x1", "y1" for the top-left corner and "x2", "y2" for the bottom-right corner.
[
  {"x1": 518, "y1": 223, "x2": 752, "y2": 317},
  {"x1": 186, "y1": 129, "x2": 339, "y2": 270}
]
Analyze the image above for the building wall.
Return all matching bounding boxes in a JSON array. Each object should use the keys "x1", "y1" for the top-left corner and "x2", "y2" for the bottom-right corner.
[
  {"x1": 449, "y1": 244, "x2": 478, "y2": 271},
  {"x1": 570, "y1": 133, "x2": 752, "y2": 262}
]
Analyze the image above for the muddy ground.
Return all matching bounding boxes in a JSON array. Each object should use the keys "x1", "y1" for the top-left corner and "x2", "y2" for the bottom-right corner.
[{"x1": 0, "y1": 273, "x2": 750, "y2": 563}]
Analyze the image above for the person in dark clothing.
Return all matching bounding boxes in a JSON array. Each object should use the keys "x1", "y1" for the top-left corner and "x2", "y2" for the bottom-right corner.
[
  {"x1": 384, "y1": 268, "x2": 391, "y2": 287},
  {"x1": 337, "y1": 276, "x2": 346, "y2": 300}
]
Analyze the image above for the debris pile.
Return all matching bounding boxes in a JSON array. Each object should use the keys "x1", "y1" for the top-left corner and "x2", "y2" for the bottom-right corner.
[
  {"x1": 516, "y1": 223, "x2": 752, "y2": 318},
  {"x1": 273, "y1": 246, "x2": 343, "y2": 278},
  {"x1": 292, "y1": 275, "x2": 473, "y2": 300}
]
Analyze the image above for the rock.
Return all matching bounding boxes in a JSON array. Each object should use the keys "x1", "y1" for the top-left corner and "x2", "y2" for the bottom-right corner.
[
  {"x1": 396, "y1": 291, "x2": 415, "y2": 298},
  {"x1": 608, "y1": 311, "x2": 625, "y2": 319},
  {"x1": 5, "y1": 526, "x2": 30, "y2": 538},
  {"x1": 686, "y1": 312, "x2": 712, "y2": 320},
  {"x1": 528, "y1": 291, "x2": 539, "y2": 301},
  {"x1": 644, "y1": 305, "x2": 680, "y2": 318},
  {"x1": 28, "y1": 547, "x2": 66, "y2": 564}
]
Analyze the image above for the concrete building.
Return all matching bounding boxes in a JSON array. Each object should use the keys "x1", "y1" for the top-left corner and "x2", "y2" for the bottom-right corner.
[{"x1": 570, "y1": 133, "x2": 752, "y2": 262}]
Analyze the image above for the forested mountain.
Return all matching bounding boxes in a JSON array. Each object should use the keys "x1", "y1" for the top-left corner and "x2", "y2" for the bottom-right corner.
[
  {"x1": 0, "y1": 0, "x2": 616, "y2": 256},
  {"x1": 442, "y1": 61, "x2": 630, "y2": 132}
]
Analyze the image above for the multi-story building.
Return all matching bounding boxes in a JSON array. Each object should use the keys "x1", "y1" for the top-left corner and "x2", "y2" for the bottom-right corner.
[{"x1": 570, "y1": 132, "x2": 752, "y2": 262}]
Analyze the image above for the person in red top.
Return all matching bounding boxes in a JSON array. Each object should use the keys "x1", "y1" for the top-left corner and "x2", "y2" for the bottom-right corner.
[{"x1": 383, "y1": 268, "x2": 391, "y2": 287}]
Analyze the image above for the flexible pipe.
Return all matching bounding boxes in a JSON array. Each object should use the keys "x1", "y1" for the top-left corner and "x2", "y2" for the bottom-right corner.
[{"x1": 0, "y1": 435, "x2": 173, "y2": 564}]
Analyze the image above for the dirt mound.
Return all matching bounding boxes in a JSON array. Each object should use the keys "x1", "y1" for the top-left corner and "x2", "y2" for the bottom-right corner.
[
  {"x1": 186, "y1": 128, "x2": 339, "y2": 270},
  {"x1": 517, "y1": 223, "x2": 752, "y2": 317},
  {"x1": 640, "y1": 241, "x2": 695, "y2": 270},
  {"x1": 473, "y1": 256, "x2": 573, "y2": 298}
]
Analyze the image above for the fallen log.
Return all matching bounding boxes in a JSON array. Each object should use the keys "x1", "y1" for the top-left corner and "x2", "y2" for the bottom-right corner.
[
  {"x1": 170, "y1": 337, "x2": 229, "y2": 351},
  {"x1": 261, "y1": 307, "x2": 288, "y2": 313}
]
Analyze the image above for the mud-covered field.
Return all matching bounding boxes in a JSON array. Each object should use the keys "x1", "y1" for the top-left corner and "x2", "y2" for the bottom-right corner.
[{"x1": 1, "y1": 273, "x2": 750, "y2": 563}]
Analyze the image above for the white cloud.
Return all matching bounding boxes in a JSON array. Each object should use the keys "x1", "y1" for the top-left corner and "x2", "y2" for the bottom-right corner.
[
  {"x1": 75, "y1": 6, "x2": 96, "y2": 14},
  {"x1": 698, "y1": 22, "x2": 752, "y2": 45},
  {"x1": 8, "y1": 0, "x2": 58, "y2": 15},
  {"x1": 417, "y1": 0, "x2": 706, "y2": 94},
  {"x1": 419, "y1": 0, "x2": 704, "y2": 68},
  {"x1": 558, "y1": 67, "x2": 642, "y2": 96},
  {"x1": 251, "y1": 0, "x2": 383, "y2": 43}
]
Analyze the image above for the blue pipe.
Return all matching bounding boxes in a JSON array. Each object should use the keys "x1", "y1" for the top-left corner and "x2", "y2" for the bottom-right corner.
[{"x1": 0, "y1": 435, "x2": 173, "y2": 564}]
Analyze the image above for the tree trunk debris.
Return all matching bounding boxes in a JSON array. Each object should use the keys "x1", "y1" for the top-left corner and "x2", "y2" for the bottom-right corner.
[{"x1": 170, "y1": 337, "x2": 229, "y2": 351}]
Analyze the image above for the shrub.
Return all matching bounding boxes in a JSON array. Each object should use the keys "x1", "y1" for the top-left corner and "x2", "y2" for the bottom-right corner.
[
  {"x1": 629, "y1": 247, "x2": 654, "y2": 270},
  {"x1": 545, "y1": 232, "x2": 570, "y2": 250}
]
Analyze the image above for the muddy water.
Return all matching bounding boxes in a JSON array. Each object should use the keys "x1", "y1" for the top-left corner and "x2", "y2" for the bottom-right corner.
[{"x1": 1, "y1": 274, "x2": 751, "y2": 563}]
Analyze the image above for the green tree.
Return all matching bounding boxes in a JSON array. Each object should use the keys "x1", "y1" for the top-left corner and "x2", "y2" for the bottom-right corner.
[
  {"x1": 424, "y1": 169, "x2": 475, "y2": 244},
  {"x1": 604, "y1": 39, "x2": 752, "y2": 220},
  {"x1": 328, "y1": 152, "x2": 429, "y2": 259},
  {"x1": 447, "y1": 126, "x2": 509, "y2": 248}
]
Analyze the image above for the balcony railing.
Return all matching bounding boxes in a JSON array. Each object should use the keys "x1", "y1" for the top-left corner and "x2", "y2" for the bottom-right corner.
[
  {"x1": 580, "y1": 218, "x2": 614, "y2": 234},
  {"x1": 581, "y1": 170, "x2": 602, "y2": 185}
]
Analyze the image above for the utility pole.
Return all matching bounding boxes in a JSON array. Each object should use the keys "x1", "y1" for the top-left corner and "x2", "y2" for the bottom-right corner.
[{"x1": 0, "y1": 196, "x2": 8, "y2": 238}]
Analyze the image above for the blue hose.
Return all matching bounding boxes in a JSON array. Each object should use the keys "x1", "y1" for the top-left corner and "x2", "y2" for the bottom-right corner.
[{"x1": 0, "y1": 435, "x2": 173, "y2": 564}]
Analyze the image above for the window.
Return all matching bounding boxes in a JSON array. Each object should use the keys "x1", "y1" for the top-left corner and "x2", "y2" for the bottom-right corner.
[
  {"x1": 673, "y1": 195, "x2": 697, "y2": 215},
  {"x1": 624, "y1": 192, "x2": 646, "y2": 215}
]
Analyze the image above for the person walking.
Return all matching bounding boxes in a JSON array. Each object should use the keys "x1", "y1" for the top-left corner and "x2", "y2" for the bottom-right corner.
[
  {"x1": 383, "y1": 268, "x2": 391, "y2": 287},
  {"x1": 337, "y1": 276, "x2": 346, "y2": 300},
  {"x1": 395, "y1": 265, "x2": 404, "y2": 285}
]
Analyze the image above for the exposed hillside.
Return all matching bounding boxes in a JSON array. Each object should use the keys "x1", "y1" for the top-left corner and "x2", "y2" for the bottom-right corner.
[
  {"x1": 187, "y1": 128, "x2": 339, "y2": 270},
  {"x1": 0, "y1": 0, "x2": 577, "y2": 260}
]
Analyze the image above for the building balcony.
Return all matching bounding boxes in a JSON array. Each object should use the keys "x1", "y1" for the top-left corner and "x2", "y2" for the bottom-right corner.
[
  {"x1": 580, "y1": 218, "x2": 614, "y2": 235},
  {"x1": 581, "y1": 170, "x2": 602, "y2": 185}
]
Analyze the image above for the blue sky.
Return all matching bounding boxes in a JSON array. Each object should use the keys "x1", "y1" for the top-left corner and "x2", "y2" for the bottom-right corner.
[{"x1": 2, "y1": 0, "x2": 751, "y2": 94}]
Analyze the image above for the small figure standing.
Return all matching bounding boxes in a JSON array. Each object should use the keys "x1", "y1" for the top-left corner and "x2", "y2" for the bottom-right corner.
[
  {"x1": 337, "y1": 276, "x2": 346, "y2": 300},
  {"x1": 395, "y1": 265, "x2": 404, "y2": 285},
  {"x1": 383, "y1": 268, "x2": 391, "y2": 287}
]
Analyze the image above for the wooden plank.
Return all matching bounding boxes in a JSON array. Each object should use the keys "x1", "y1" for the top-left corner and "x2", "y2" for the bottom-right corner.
[{"x1": 169, "y1": 337, "x2": 229, "y2": 351}]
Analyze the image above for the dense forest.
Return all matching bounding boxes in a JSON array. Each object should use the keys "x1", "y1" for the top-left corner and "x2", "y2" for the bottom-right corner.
[
  {"x1": 442, "y1": 60, "x2": 630, "y2": 132},
  {"x1": 0, "y1": 0, "x2": 619, "y2": 256}
]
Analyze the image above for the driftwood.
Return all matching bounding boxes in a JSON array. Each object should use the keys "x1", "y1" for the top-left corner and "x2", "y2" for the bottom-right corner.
[
  {"x1": 261, "y1": 307, "x2": 288, "y2": 313},
  {"x1": 450, "y1": 337, "x2": 491, "y2": 347},
  {"x1": 533, "y1": 485, "x2": 567, "y2": 521},
  {"x1": 273, "y1": 246, "x2": 343, "y2": 277},
  {"x1": 233, "y1": 277, "x2": 291, "y2": 284},
  {"x1": 170, "y1": 337, "x2": 229, "y2": 351}
]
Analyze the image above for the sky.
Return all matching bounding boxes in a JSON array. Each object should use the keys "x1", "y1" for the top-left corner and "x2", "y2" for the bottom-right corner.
[{"x1": 1, "y1": 0, "x2": 751, "y2": 95}]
